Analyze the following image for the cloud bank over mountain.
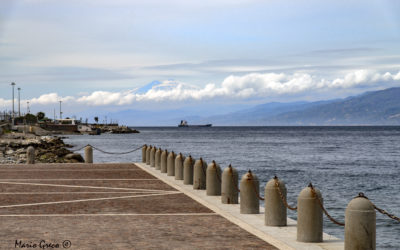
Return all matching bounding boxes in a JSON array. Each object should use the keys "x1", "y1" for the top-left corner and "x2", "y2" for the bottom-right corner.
[{"x1": 2, "y1": 69, "x2": 398, "y2": 109}]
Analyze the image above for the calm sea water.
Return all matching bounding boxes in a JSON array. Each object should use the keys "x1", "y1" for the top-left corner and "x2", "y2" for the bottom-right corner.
[{"x1": 64, "y1": 126, "x2": 400, "y2": 249}]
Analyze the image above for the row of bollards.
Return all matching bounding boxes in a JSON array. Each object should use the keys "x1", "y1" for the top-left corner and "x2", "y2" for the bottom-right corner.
[
  {"x1": 23, "y1": 144, "x2": 377, "y2": 249},
  {"x1": 142, "y1": 145, "x2": 376, "y2": 249}
]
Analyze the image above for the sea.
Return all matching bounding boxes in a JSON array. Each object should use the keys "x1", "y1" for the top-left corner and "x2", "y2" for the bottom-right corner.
[{"x1": 64, "y1": 126, "x2": 400, "y2": 249}]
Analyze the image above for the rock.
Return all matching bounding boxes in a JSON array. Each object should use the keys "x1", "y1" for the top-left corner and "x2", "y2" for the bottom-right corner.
[
  {"x1": 39, "y1": 153, "x2": 55, "y2": 162},
  {"x1": 54, "y1": 147, "x2": 70, "y2": 157},
  {"x1": 15, "y1": 148, "x2": 26, "y2": 155},
  {"x1": 0, "y1": 132, "x2": 79, "y2": 164},
  {"x1": 5, "y1": 149, "x2": 14, "y2": 155},
  {"x1": 8, "y1": 142, "x2": 19, "y2": 148},
  {"x1": 65, "y1": 153, "x2": 84, "y2": 162}
]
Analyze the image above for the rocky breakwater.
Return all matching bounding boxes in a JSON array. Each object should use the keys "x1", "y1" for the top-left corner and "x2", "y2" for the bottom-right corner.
[
  {"x1": 0, "y1": 133, "x2": 84, "y2": 164},
  {"x1": 101, "y1": 125, "x2": 139, "y2": 134}
]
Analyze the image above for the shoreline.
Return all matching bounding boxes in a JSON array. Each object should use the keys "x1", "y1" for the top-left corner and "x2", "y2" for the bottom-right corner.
[{"x1": 0, "y1": 131, "x2": 83, "y2": 164}]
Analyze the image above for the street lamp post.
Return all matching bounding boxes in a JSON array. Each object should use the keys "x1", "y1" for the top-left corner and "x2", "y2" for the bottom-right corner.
[
  {"x1": 11, "y1": 82, "x2": 15, "y2": 119},
  {"x1": 27, "y1": 101, "x2": 30, "y2": 114},
  {"x1": 59, "y1": 100, "x2": 62, "y2": 119},
  {"x1": 18, "y1": 87, "x2": 21, "y2": 117}
]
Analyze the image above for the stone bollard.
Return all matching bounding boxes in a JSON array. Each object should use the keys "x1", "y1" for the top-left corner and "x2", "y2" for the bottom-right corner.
[
  {"x1": 206, "y1": 160, "x2": 221, "y2": 196},
  {"x1": 155, "y1": 148, "x2": 162, "y2": 170},
  {"x1": 167, "y1": 151, "x2": 176, "y2": 176},
  {"x1": 345, "y1": 193, "x2": 376, "y2": 250},
  {"x1": 297, "y1": 183, "x2": 323, "y2": 243},
  {"x1": 175, "y1": 153, "x2": 185, "y2": 180},
  {"x1": 160, "y1": 149, "x2": 168, "y2": 173},
  {"x1": 146, "y1": 145, "x2": 152, "y2": 165},
  {"x1": 150, "y1": 146, "x2": 156, "y2": 168},
  {"x1": 193, "y1": 158, "x2": 207, "y2": 190},
  {"x1": 240, "y1": 170, "x2": 260, "y2": 214},
  {"x1": 84, "y1": 145, "x2": 93, "y2": 163},
  {"x1": 183, "y1": 155, "x2": 195, "y2": 185},
  {"x1": 26, "y1": 146, "x2": 35, "y2": 164},
  {"x1": 142, "y1": 144, "x2": 147, "y2": 163},
  {"x1": 221, "y1": 165, "x2": 238, "y2": 204},
  {"x1": 265, "y1": 176, "x2": 287, "y2": 226}
]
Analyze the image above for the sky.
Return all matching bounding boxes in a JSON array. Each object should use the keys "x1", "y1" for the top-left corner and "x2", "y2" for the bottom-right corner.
[{"x1": 0, "y1": 0, "x2": 400, "y2": 119}]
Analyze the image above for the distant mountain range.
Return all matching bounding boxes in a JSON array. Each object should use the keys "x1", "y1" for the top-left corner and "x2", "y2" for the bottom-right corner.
[
  {"x1": 266, "y1": 87, "x2": 400, "y2": 125},
  {"x1": 197, "y1": 87, "x2": 400, "y2": 125},
  {"x1": 107, "y1": 86, "x2": 400, "y2": 126}
]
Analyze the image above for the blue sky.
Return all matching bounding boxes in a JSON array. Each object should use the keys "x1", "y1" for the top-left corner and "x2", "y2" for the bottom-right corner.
[{"x1": 0, "y1": 0, "x2": 400, "y2": 117}]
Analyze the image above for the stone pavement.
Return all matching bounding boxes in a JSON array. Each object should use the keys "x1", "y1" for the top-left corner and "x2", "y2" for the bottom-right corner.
[{"x1": 0, "y1": 163, "x2": 276, "y2": 249}]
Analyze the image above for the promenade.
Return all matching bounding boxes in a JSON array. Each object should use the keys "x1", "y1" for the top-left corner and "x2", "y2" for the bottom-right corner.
[{"x1": 0, "y1": 163, "x2": 274, "y2": 249}]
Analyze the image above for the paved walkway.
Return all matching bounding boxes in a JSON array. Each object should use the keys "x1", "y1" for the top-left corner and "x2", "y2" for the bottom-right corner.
[{"x1": 0, "y1": 163, "x2": 275, "y2": 249}]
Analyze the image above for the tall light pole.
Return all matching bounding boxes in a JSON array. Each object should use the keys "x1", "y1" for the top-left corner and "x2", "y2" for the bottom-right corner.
[
  {"x1": 18, "y1": 87, "x2": 21, "y2": 117},
  {"x1": 59, "y1": 100, "x2": 62, "y2": 119},
  {"x1": 27, "y1": 101, "x2": 30, "y2": 114},
  {"x1": 11, "y1": 82, "x2": 15, "y2": 119}
]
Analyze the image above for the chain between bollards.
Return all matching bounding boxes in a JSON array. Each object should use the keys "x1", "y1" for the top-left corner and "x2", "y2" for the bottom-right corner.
[
  {"x1": 72, "y1": 144, "x2": 90, "y2": 152},
  {"x1": 147, "y1": 146, "x2": 400, "y2": 225},
  {"x1": 309, "y1": 183, "x2": 345, "y2": 227},
  {"x1": 73, "y1": 144, "x2": 144, "y2": 154},
  {"x1": 374, "y1": 205, "x2": 400, "y2": 222},
  {"x1": 91, "y1": 145, "x2": 144, "y2": 155},
  {"x1": 357, "y1": 192, "x2": 400, "y2": 223},
  {"x1": 274, "y1": 176, "x2": 297, "y2": 211},
  {"x1": 230, "y1": 165, "x2": 240, "y2": 192},
  {"x1": 214, "y1": 161, "x2": 222, "y2": 183},
  {"x1": 200, "y1": 160, "x2": 207, "y2": 176},
  {"x1": 250, "y1": 174, "x2": 264, "y2": 201}
]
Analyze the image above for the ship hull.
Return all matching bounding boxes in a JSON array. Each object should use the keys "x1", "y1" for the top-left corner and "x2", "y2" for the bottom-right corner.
[{"x1": 178, "y1": 124, "x2": 212, "y2": 127}]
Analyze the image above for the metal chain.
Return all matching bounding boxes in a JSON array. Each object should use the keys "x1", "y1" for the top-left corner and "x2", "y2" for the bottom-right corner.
[
  {"x1": 91, "y1": 144, "x2": 144, "y2": 155},
  {"x1": 248, "y1": 171, "x2": 264, "y2": 201},
  {"x1": 274, "y1": 177, "x2": 297, "y2": 211},
  {"x1": 229, "y1": 165, "x2": 240, "y2": 193},
  {"x1": 310, "y1": 183, "x2": 345, "y2": 226},
  {"x1": 374, "y1": 205, "x2": 400, "y2": 222},
  {"x1": 212, "y1": 161, "x2": 222, "y2": 183},
  {"x1": 71, "y1": 144, "x2": 90, "y2": 152},
  {"x1": 199, "y1": 158, "x2": 207, "y2": 177},
  {"x1": 253, "y1": 182, "x2": 264, "y2": 200},
  {"x1": 357, "y1": 193, "x2": 400, "y2": 223},
  {"x1": 74, "y1": 143, "x2": 400, "y2": 224},
  {"x1": 179, "y1": 154, "x2": 184, "y2": 166},
  {"x1": 72, "y1": 144, "x2": 144, "y2": 154}
]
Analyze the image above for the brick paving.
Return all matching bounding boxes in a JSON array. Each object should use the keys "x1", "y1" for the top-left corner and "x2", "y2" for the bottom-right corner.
[{"x1": 0, "y1": 163, "x2": 276, "y2": 249}]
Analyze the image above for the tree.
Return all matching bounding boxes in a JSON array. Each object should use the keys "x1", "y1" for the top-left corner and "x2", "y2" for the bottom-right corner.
[
  {"x1": 37, "y1": 112, "x2": 45, "y2": 121},
  {"x1": 25, "y1": 113, "x2": 37, "y2": 124},
  {"x1": 94, "y1": 116, "x2": 99, "y2": 123}
]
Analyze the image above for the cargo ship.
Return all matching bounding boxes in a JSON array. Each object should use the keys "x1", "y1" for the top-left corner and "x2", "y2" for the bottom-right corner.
[{"x1": 178, "y1": 120, "x2": 212, "y2": 127}]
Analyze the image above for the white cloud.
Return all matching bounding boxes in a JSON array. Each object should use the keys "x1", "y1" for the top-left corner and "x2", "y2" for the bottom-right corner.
[
  {"x1": 29, "y1": 93, "x2": 74, "y2": 105},
  {"x1": 2, "y1": 69, "x2": 400, "y2": 108},
  {"x1": 0, "y1": 98, "x2": 11, "y2": 109},
  {"x1": 75, "y1": 69, "x2": 400, "y2": 105},
  {"x1": 77, "y1": 91, "x2": 136, "y2": 106}
]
